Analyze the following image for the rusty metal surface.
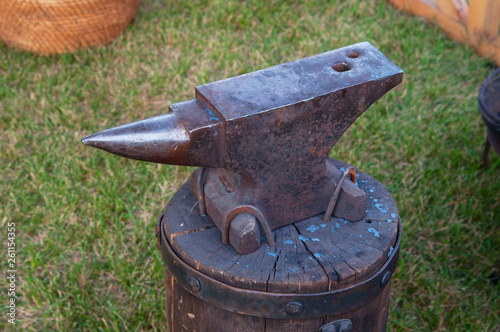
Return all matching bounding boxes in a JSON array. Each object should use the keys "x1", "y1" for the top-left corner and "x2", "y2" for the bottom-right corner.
[
  {"x1": 83, "y1": 42, "x2": 403, "y2": 254},
  {"x1": 324, "y1": 166, "x2": 356, "y2": 222},
  {"x1": 158, "y1": 212, "x2": 402, "y2": 320}
]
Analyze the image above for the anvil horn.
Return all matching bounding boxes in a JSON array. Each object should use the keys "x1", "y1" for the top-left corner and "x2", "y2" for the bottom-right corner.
[
  {"x1": 82, "y1": 99, "x2": 224, "y2": 169},
  {"x1": 82, "y1": 113, "x2": 190, "y2": 164}
]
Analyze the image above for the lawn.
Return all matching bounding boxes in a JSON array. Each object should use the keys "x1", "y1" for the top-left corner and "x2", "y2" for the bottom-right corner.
[{"x1": 1, "y1": 0, "x2": 498, "y2": 331}]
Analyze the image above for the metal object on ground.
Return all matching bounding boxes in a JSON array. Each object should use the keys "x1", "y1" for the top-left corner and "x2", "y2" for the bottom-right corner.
[
  {"x1": 83, "y1": 42, "x2": 403, "y2": 254},
  {"x1": 478, "y1": 68, "x2": 500, "y2": 166}
]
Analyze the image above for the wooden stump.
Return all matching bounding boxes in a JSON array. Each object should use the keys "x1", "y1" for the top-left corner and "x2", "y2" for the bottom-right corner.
[{"x1": 158, "y1": 159, "x2": 401, "y2": 332}]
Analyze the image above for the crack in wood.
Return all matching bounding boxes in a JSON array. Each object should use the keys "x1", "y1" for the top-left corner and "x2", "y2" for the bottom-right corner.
[
  {"x1": 169, "y1": 225, "x2": 216, "y2": 244},
  {"x1": 292, "y1": 224, "x2": 335, "y2": 291}
]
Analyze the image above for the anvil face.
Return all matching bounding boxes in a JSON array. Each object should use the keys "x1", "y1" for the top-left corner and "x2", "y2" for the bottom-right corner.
[{"x1": 83, "y1": 42, "x2": 403, "y2": 254}]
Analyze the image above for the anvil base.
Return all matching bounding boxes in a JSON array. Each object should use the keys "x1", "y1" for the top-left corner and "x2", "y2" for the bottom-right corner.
[
  {"x1": 156, "y1": 158, "x2": 401, "y2": 331},
  {"x1": 191, "y1": 158, "x2": 367, "y2": 254}
]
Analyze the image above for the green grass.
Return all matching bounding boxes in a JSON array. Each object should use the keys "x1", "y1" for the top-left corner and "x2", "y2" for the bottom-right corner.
[{"x1": 1, "y1": 0, "x2": 499, "y2": 330}]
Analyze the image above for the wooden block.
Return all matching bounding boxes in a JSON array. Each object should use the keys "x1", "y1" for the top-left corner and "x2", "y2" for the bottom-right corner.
[
  {"x1": 467, "y1": 0, "x2": 500, "y2": 40},
  {"x1": 435, "y1": 0, "x2": 461, "y2": 20},
  {"x1": 388, "y1": 0, "x2": 500, "y2": 65},
  {"x1": 161, "y1": 159, "x2": 400, "y2": 331}
]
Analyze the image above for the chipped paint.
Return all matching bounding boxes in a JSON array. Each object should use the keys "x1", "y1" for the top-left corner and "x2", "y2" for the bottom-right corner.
[
  {"x1": 391, "y1": 213, "x2": 397, "y2": 218},
  {"x1": 307, "y1": 225, "x2": 319, "y2": 232},
  {"x1": 312, "y1": 238, "x2": 320, "y2": 242},
  {"x1": 298, "y1": 235, "x2": 309, "y2": 242},
  {"x1": 368, "y1": 228, "x2": 380, "y2": 238},
  {"x1": 314, "y1": 253, "x2": 324, "y2": 258},
  {"x1": 267, "y1": 252, "x2": 277, "y2": 257},
  {"x1": 374, "y1": 203, "x2": 388, "y2": 214},
  {"x1": 283, "y1": 240, "x2": 293, "y2": 245}
]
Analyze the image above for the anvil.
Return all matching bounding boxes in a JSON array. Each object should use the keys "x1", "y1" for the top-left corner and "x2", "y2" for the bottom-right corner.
[{"x1": 82, "y1": 42, "x2": 403, "y2": 254}]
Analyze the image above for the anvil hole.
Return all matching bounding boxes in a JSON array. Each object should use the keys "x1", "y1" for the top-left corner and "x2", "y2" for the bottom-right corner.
[
  {"x1": 332, "y1": 62, "x2": 351, "y2": 72},
  {"x1": 347, "y1": 51, "x2": 360, "y2": 58}
]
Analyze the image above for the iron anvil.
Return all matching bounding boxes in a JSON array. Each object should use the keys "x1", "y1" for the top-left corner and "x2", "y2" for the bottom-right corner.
[{"x1": 83, "y1": 42, "x2": 403, "y2": 254}]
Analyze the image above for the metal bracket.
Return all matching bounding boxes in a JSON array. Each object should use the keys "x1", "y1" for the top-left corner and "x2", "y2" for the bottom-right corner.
[
  {"x1": 324, "y1": 167, "x2": 357, "y2": 222},
  {"x1": 222, "y1": 205, "x2": 275, "y2": 247}
]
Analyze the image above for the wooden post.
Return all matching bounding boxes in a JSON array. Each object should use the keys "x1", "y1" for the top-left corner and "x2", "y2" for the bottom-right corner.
[
  {"x1": 388, "y1": 0, "x2": 500, "y2": 65},
  {"x1": 158, "y1": 159, "x2": 402, "y2": 331},
  {"x1": 467, "y1": 0, "x2": 500, "y2": 39}
]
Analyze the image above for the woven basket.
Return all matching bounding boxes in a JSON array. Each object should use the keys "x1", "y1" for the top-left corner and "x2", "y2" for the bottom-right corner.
[{"x1": 0, "y1": 0, "x2": 142, "y2": 54}]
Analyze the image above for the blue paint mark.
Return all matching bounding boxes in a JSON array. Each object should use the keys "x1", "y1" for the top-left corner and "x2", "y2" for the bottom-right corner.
[
  {"x1": 309, "y1": 256, "x2": 313, "y2": 260},
  {"x1": 343, "y1": 219, "x2": 350, "y2": 224},
  {"x1": 289, "y1": 267, "x2": 296, "y2": 272},
  {"x1": 203, "y1": 105, "x2": 221, "y2": 122},
  {"x1": 244, "y1": 265, "x2": 249, "y2": 268},
  {"x1": 375, "y1": 203, "x2": 388, "y2": 214},
  {"x1": 307, "y1": 225, "x2": 319, "y2": 232},
  {"x1": 314, "y1": 253, "x2": 324, "y2": 258},
  {"x1": 236, "y1": 261, "x2": 240, "y2": 264},
  {"x1": 369, "y1": 188, "x2": 375, "y2": 193},
  {"x1": 391, "y1": 213, "x2": 397, "y2": 219},
  {"x1": 340, "y1": 167, "x2": 345, "y2": 172},
  {"x1": 267, "y1": 252, "x2": 277, "y2": 257},
  {"x1": 299, "y1": 235, "x2": 309, "y2": 242},
  {"x1": 336, "y1": 223, "x2": 340, "y2": 229},
  {"x1": 368, "y1": 228, "x2": 380, "y2": 238},
  {"x1": 320, "y1": 224, "x2": 326, "y2": 228},
  {"x1": 359, "y1": 235, "x2": 363, "y2": 238},
  {"x1": 312, "y1": 238, "x2": 320, "y2": 242},
  {"x1": 294, "y1": 245, "x2": 297, "y2": 249},
  {"x1": 373, "y1": 198, "x2": 378, "y2": 203},
  {"x1": 284, "y1": 240, "x2": 293, "y2": 245},
  {"x1": 388, "y1": 246, "x2": 394, "y2": 257},
  {"x1": 387, "y1": 219, "x2": 393, "y2": 223}
]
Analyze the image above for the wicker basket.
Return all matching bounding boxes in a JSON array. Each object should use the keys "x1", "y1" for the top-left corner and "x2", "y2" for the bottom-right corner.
[{"x1": 0, "y1": 0, "x2": 142, "y2": 54}]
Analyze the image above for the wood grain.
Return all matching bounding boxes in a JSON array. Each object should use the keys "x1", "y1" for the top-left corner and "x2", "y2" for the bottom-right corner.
[
  {"x1": 388, "y1": 0, "x2": 500, "y2": 65},
  {"x1": 467, "y1": 0, "x2": 500, "y2": 39}
]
